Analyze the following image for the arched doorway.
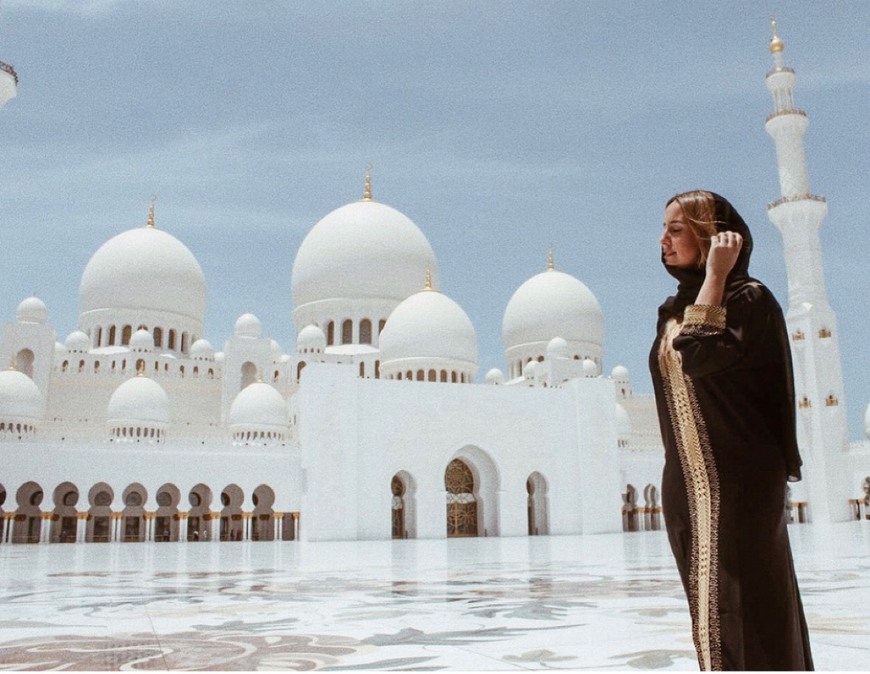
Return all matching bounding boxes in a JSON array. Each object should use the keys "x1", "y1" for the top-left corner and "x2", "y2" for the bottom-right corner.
[
  {"x1": 52, "y1": 482, "x2": 79, "y2": 543},
  {"x1": 526, "y1": 472, "x2": 549, "y2": 535},
  {"x1": 87, "y1": 483, "x2": 114, "y2": 542},
  {"x1": 391, "y1": 475, "x2": 405, "y2": 539},
  {"x1": 15, "y1": 348, "x2": 35, "y2": 378},
  {"x1": 155, "y1": 483, "x2": 180, "y2": 542},
  {"x1": 15, "y1": 481, "x2": 44, "y2": 543},
  {"x1": 252, "y1": 484, "x2": 275, "y2": 541},
  {"x1": 622, "y1": 484, "x2": 638, "y2": 532},
  {"x1": 220, "y1": 484, "x2": 244, "y2": 541},
  {"x1": 445, "y1": 459, "x2": 478, "y2": 537},
  {"x1": 240, "y1": 362, "x2": 257, "y2": 390},
  {"x1": 643, "y1": 484, "x2": 661, "y2": 531},
  {"x1": 188, "y1": 484, "x2": 213, "y2": 541},
  {"x1": 122, "y1": 484, "x2": 148, "y2": 542}
]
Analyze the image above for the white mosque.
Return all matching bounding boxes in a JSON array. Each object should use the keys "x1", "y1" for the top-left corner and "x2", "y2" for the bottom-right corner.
[{"x1": 1, "y1": 26, "x2": 868, "y2": 546}]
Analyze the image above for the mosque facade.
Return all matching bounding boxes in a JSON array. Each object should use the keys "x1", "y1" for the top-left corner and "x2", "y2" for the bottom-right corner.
[{"x1": 1, "y1": 28, "x2": 868, "y2": 545}]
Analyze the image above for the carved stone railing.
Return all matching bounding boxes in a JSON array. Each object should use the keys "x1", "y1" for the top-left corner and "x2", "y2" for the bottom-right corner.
[{"x1": 767, "y1": 193, "x2": 826, "y2": 210}]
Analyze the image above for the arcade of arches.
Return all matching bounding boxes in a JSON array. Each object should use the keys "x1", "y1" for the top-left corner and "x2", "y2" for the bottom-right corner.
[{"x1": 0, "y1": 481, "x2": 300, "y2": 544}]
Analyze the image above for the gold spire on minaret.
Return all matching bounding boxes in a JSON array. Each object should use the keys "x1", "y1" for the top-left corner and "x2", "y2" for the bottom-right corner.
[
  {"x1": 424, "y1": 268, "x2": 434, "y2": 290},
  {"x1": 363, "y1": 163, "x2": 373, "y2": 201},
  {"x1": 547, "y1": 246, "x2": 555, "y2": 271},
  {"x1": 146, "y1": 195, "x2": 156, "y2": 228},
  {"x1": 769, "y1": 17, "x2": 784, "y2": 54},
  {"x1": 7, "y1": 356, "x2": 16, "y2": 371}
]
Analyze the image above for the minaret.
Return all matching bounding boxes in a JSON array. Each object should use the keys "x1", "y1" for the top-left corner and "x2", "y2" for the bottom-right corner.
[
  {"x1": 764, "y1": 19, "x2": 851, "y2": 523},
  {"x1": 0, "y1": 58, "x2": 16, "y2": 108}
]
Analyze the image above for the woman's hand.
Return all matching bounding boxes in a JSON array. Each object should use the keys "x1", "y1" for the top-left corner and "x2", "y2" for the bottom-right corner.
[
  {"x1": 706, "y1": 231, "x2": 743, "y2": 280},
  {"x1": 695, "y1": 231, "x2": 742, "y2": 307}
]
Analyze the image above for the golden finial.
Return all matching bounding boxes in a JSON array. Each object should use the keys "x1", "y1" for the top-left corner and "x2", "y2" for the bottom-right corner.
[
  {"x1": 363, "y1": 163, "x2": 373, "y2": 201},
  {"x1": 7, "y1": 356, "x2": 16, "y2": 371},
  {"x1": 769, "y1": 17, "x2": 784, "y2": 54},
  {"x1": 547, "y1": 246, "x2": 555, "y2": 271},
  {"x1": 146, "y1": 195, "x2": 156, "y2": 228},
  {"x1": 424, "y1": 268, "x2": 433, "y2": 290}
]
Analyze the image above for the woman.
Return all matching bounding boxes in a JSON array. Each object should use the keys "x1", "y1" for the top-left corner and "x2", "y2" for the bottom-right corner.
[{"x1": 649, "y1": 190, "x2": 813, "y2": 671}]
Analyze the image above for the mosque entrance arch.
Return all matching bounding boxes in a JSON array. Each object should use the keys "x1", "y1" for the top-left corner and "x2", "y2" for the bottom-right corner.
[
  {"x1": 526, "y1": 472, "x2": 549, "y2": 535},
  {"x1": 87, "y1": 483, "x2": 114, "y2": 542},
  {"x1": 188, "y1": 483, "x2": 213, "y2": 541},
  {"x1": 122, "y1": 484, "x2": 148, "y2": 542},
  {"x1": 445, "y1": 459, "x2": 477, "y2": 537}
]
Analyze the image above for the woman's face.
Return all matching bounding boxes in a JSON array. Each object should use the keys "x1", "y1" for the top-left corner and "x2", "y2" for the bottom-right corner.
[{"x1": 661, "y1": 200, "x2": 701, "y2": 268}]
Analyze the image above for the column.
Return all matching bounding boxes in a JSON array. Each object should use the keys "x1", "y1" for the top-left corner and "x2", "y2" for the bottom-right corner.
[
  {"x1": 178, "y1": 513, "x2": 189, "y2": 542},
  {"x1": 242, "y1": 513, "x2": 252, "y2": 541},
  {"x1": 273, "y1": 512, "x2": 283, "y2": 541},
  {"x1": 208, "y1": 514, "x2": 220, "y2": 543},
  {"x1": 76, "y1": 512, "x2": 88, "y2": 543},
  {"x1": 143, "y1": 513, "x2": 155, "y2": 542},
  {"x1": 40, "y1": 513, "x2": 52, "y2": 544},
  {"x1": 111, "y1": 513, "x2": 123, "y2": 542},
  {"x1": 1, "y1": 513, "x2": 11, "y2": 543}
]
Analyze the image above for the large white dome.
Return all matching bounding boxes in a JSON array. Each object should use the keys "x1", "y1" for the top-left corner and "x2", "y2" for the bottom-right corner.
[
  {"x1": 379, "y1": 288, "x2": 477, "y2": 376},
  {"x1": 503, "y1": 268, "x2": 604, "y2": 352},
  {"x1": 80, "y1": 223, "x2": 206, "y2": 325},
  {"x1": 292, "y1": 199, "x2": 439, "y2": 310},
  {"x1": 0, "y1": 367, "x2": 42, "y2": 424}
]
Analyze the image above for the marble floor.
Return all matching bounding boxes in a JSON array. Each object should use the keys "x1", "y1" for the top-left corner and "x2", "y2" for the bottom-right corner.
[{"x1": 0, "y1": 523, "x2": 868, "y2": 671}]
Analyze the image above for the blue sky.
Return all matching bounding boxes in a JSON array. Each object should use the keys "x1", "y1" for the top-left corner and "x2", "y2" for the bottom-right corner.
[{"x1": 0, "y1": 1, "x2": 867, "y2": 440}]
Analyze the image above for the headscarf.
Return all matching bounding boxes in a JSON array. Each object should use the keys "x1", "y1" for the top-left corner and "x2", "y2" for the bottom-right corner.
[{"x1": 657, "y1": 192, "x2": 754, "y2": 331}]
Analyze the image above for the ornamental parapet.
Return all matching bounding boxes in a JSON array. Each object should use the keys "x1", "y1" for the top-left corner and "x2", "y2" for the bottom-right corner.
[
  {"x1": 765, "y1": 108, "x2": 807, "y2": 123},
  {"x1": 767, "y1": 193, "x2": 826, "y2": 210},
  {"x1": 0, "y1": 61, "x2": 17, "y2": 84}
]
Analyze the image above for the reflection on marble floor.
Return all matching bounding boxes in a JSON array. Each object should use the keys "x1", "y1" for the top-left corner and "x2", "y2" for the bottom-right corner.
[{"x1": 0, "y1": 523, "x2": 868, "y2": 671}]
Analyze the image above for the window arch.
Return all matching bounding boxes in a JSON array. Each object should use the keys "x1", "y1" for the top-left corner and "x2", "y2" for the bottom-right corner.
[
  {"x1": 326, "y1": 321, "x2": 335, "y2": 346},
  {"x1": 359, "y1": 319, "x2": 372, "y2": 344},
  {"x1": 341, "y1": 319, "x2": 353, "y2": 345},
  {"x1": 153, "y1": 327, "x2": 163, "y2": 348}
]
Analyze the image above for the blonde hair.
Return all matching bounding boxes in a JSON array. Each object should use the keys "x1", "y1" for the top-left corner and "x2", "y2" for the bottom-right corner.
[{"x1": 667, "y1": 190, "x2": 718, "y2": 268}]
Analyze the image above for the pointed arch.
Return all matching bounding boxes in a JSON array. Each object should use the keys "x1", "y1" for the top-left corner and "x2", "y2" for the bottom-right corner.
[{"x1": 526, "y1": 471, "x2": 549, "y2": 535}]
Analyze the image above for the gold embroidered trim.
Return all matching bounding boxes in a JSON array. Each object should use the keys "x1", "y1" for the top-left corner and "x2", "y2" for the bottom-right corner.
[
  {"x1": 659, "y1": 319, "x2": 722, "y2": 671},
  {"x1": 682, "y1": 304, "x2": 726, "y2": 335}
]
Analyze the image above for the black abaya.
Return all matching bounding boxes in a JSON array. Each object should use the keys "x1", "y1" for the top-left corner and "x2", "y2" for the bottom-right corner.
[{"x1": 649, "y1": 193, "x2": 813, "y2": 671}]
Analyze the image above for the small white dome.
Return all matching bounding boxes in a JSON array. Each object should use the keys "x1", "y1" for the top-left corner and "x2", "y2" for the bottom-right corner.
[
  {"x1": 485, "y1": 368, "x2": 504, "y2": 385},
  {"x1": 582, "y1": 358, "x2": 598, "y2": 377},
  {"x1": 615, "y1": 403, "x2": 631, "y2": 439},
  {"x1": 234, "y1": 313, "x2": 261, "y2": 339},
  {"x1": 190, "y1": 339, "x2": 215, "y2": 360},
  {"x1": 297, "y1": 324, "x2": 326, "y2": 354},
  {"x1": 503, "y1": 268, "x2": 604, "y2": 353},
  {"x1": 292, "y1": 199, "x2": 439, "y2": 311},
  {"x1": 611, "y1": 365, "x2": 630, "y2": 380},
  {"x1": 215, "y1": 351, "x2": 226, "y2": 363},
  {"x1": 229, "y1": 382, "x2": 288, "y2": 432},
  {"x1": 523, "y1": 360, "x2": 538, "y2": 379},
  {"x1": 55, "y1": 341, "x2": 66, "y2": 354},
  {"x1": 129, "y1": 329, "x2": 154, "y2": 352},
  {"x1": 16, "y1": 296, "x2": 47, "y2": 324},
  {"x1": 546, "y1": 336, "x2": 569, "y2": 359},
  {"x1": 64, "y1": 330, "x2": 90, "y2": 353},
  {"x1": 107, "y1": 375, "x2": 170, "y2": 428},
  {"x1": 379, "y1": 289, "x2": 477, "y2": 371},
  {"x1": 0, "y1": 367, "x2": 42, "y2": 423}
]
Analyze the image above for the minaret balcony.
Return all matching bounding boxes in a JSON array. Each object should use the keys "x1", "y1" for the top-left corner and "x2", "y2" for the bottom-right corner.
[
  {"x1": 765, "y1": 108, "x2": 807, "y2": 124},
  {"x1": 0, "y1": 60, "x2": 17, "y2": 83},
  {"x1": 0, "y1": 60, "x2": 17, "y2": 108},
  {"x1": 767, "y1": 193, "x2": 826, "y2": 210}
]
